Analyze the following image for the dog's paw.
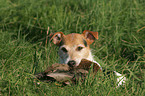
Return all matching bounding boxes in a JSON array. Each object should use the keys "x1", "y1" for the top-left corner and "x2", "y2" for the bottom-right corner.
[{"x1": 114, "y1": 71, "x2": 127, "y2": 88}]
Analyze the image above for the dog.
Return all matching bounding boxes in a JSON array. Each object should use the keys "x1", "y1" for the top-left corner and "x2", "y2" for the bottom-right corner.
[{"x1": 50, "y1": 30, "x2": 127, "y2": 87}]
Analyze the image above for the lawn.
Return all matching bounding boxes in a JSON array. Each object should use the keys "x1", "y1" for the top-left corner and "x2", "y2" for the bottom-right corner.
[{"x1": 0, "y1": 0, "x2": 145, "y2": 95}]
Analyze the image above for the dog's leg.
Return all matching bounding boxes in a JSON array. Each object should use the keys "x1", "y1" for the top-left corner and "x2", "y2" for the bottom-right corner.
[
  {"x1": 103, "y1": 69, "x2": 127, "y2": 87},
  {"x1": 113, "y1": 71, "x2": 127, "y2": 87}
]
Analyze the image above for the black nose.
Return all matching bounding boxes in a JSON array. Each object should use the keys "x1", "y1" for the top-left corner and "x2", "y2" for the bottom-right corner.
[{"x1": 68, "y1": 60, "x2": 76, "y2": 67}]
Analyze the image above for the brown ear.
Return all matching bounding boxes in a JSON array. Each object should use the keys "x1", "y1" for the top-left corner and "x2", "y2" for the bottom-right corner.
[
  {"x1": 49, "y1": 32, "x2": 64, "y2": 46},
  {"x1": 83, "y1": 30, "x2": 98, "y2": 45}
]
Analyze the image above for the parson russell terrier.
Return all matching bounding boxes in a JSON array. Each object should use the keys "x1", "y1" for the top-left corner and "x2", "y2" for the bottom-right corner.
[{"x1": 50, "y1": 30, "x2": 127, "y2": 87}]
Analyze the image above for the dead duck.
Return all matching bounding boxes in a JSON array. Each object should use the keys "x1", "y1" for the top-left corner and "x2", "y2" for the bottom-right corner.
[{"x1": 35, "y1": 59, "x2": 101, "y2": 85}]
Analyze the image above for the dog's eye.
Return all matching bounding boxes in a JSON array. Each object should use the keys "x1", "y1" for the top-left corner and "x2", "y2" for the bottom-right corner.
[
  {"x1": 76, "y1": 46, "x2": 83, "y2": 51},
  {"x1": 61, "y1": 47, "x2": 68, "y2": 53}
]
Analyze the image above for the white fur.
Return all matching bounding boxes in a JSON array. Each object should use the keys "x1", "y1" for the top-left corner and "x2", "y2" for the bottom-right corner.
[{"x1": 114, "y1": 71, "x2": 127, "y2": 87}]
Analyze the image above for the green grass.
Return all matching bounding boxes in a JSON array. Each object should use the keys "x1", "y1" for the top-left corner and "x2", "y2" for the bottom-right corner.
[{"x1": 0, "y1": 0, "x2": 145, "y2": 95}]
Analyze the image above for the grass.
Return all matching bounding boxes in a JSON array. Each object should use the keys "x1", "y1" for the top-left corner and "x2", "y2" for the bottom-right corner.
[{"x1": 0, "y1": 0, "x2": 145, "y2": 95}]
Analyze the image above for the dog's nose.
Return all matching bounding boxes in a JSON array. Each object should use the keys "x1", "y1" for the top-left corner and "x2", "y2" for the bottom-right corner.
[{"x1": 68, "y1": 60, "x2": 76, "y2": 67}]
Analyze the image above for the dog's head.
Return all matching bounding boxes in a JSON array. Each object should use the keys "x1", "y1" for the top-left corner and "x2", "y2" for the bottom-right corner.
[{"x1": 50, "y1": 30, "x2": 98, "y2": 66}]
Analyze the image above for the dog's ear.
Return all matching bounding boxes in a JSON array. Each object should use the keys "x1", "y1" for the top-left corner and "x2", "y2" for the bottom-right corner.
[
  {"x1": 49, "y1": 32, "x2": 64, "y2": 46},
  {"x1": 83, "y1": 30, "x2": 98, "y2": 45}
]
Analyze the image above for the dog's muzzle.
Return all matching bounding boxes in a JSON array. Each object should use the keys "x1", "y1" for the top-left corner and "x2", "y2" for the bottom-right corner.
[{"x1": 67, "y1": 60, "x2": 76, "y2": 67}]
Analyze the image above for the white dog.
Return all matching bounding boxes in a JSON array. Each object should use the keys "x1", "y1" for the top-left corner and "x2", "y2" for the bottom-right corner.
[{"x1": 50, "y1": 30, "x2": 127, "y2": 87}]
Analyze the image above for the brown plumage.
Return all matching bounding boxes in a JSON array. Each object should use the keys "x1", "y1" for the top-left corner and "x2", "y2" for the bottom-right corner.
[{"x1": 35, "y1": 59, "x2": 101, "y2": 85}]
